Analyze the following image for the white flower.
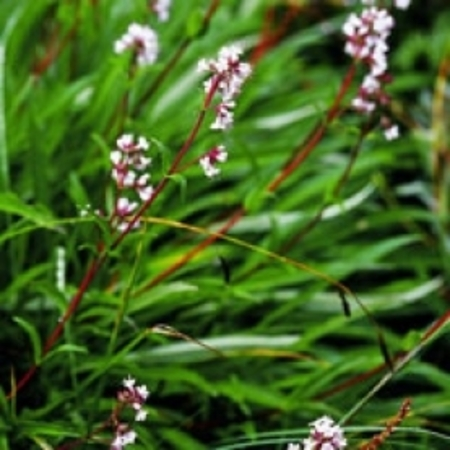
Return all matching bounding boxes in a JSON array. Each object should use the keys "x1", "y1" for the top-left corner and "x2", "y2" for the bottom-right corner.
[
  {"x1": 137, "y1": 136, "x2": 150, "y2": 151},
  {"x1": 135, "y1": 155, "x2": 152, "y2": 170},
  {"x1": 111, "y1": 428, "x2": 137, "y2": 449},
  {"x1": 199, "y1": 145, "x2": 228, "y2": 178},
  {"x1": 343, "y1": 7, "x2": 394, "y2": 68},
  {"x1": 352, "y1": 96, "x2": 376, "y2": 113},
  {"x1": 211, "y1": 102, "x2": 235, "y2": 130},
  {"x1": 116, "y1": 134, "x2": 134, "y2": 150},
  {"x1": 198, "y1": 44, "x2": 251, "y2": 131},
  {"x1": 135, "y1": 409, "x2": 148, "y2": 422},
  {"x1": 122, "y1": 170, "x2": 137, "y2": 187},
  {"x1": 110, "y1": 150, "x2": 123, "y2": 165},
  {"x1": 384, "y1": 124, "x2": 399, "y2": 140},
  {"x1": 137, "y1": 186, "x2": 154, "y2": 202},
  {"x1": 286, "y1": 444, "x2": 300, "y2": 450},
  {"x1": 200, "y1": 157, "x2": 220, "y2": 178},
  {"x1": 120, "y1": 429, "x2": 137, "y2": 445},
  {"x1": 117, "y1": 219, "x2": 141, "y2": 232},
  {"x1": 123, "y1": 376, "x2": 136, "y2": 390},
  {"x1": 111, "y1": 134, "x2": 154, "y2": 231},
  {"x1": 137, "y1": 384, "x2": 150, "y2": 401},
  {"x1": 361, "y1": 74, "x2": 380, "y2": 93},
  {"x1": 152, "y1": 0, "x2": 172, "y2": 22},
  {"x1": 394, "y1": 0, "x2": 411, "y2": 9},
  {"x1": 116, "y1": 197, "x2": 138, "y2": 216},
  {"x1": 114, "y1": 23, "x2": 159, "y2": 66},
  {"x1": 303, "y1": 416, "x2": 347, "y2": 450}
]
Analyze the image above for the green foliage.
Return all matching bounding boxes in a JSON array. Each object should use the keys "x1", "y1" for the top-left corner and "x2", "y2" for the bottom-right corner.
[{"x1": 1, "y1": 0, "x2": 450, "y2": 449}]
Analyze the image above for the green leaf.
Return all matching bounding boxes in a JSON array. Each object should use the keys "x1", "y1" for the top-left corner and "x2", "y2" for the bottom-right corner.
[
  {"x1": 0, "y1": 192, "x2": 54, "y2": 225},
  {"x1": 0, "y1": 40, "x2": 8, "y2": 192},
  {"x1": 13, "y1": 316, "x2": 42, "y2": 364},
  {"x1": 185, "y1": 8, "x2": 205, "y2": 39}
]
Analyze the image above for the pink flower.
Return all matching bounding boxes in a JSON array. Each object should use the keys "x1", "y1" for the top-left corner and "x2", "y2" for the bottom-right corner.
[
  {"x1": 303, "y1": 416, "x2": 347, "y2": 450},
  {"x1": 151, "y1": 0, "x2": 172, "y2": 22},
  {"x1": 110, "y1": 377, "x2": 149, "y2": 449},
  {"x1": 111, "y1": 429, "x2": 137, "y2": 450},
  {"x1": 343, "y1": 4, "x2": 406, "y2": 141},
  {"x1": 199, "y1": 145, "x2": 228, "y2": 178},
  {"x1": 111, "y1": 134, "x2": 154, "y2": 231},
  {"x1": 198, "y1": 44, "x2": 251, "y2": 131},
  {"x1": 384, "y1": 123, "x2": 399, "y2": 140},
  {"x1": 114, "y1": 23, "x2": 159, "y2": 66},
  {"x1": 394, "y1": 0, "x2": 411, "y2": 9}
]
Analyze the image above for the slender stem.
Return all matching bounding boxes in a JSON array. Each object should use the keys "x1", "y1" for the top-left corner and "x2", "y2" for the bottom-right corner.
[
  {"x1": 110, "y1": 76, "x2": 221, "y2": 250},
  {"x1": 431, "y1": 53, "x2": 450, "y2": 219},
  {"x1": 32, "y1": 0, "x2": 81, "y2": 77},
  {"x1": 234, "y1": 125, "x2": 368, "y2": 283},
  {"x1": 339, "y1": 317, "x2": 444, "y2": 425},
  {"x1": 8, "y1": 253, "x2": 105, "y2": 399},
  {"x1": 268, "y1": 63, "x2": 356, "y2": 193},
  {"x1": 7, "y1": 43, "x2": 222, "y2": 399},
  {"x1": 281, "y1": 123, "x2": 369, "y2": 251},
  {"x1": 135, "y1": 208, "x2": 244, "y2": 294},
  {"x1": 132, "y1": 38, "x2": 190, "y2": 117},
  {"x1": 140, "y1": 64, "x2": 357, "y2": 291},
  {"x1": 132, "y1": 0, "x2": 222, "y2": 116}
]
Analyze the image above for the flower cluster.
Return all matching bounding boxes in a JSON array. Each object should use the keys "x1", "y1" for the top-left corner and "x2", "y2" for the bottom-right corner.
[
  {"x1": 343, "y1": 2, "x2": 409, "y2": 140},
  {"x1": 151, "y1": 0, "x2": 172, "y2": 22},
  {"x1": 198, "y1": 45, "x2": 252, "y2": 130},
  {"x1": 197, "y1": 45, "x2": 251, "y2": 177},
  {"x1": 343, "y1": 7, "x2": 394, "y2": 112},
  {"x1": 114, "y1": 23, "x2": 159, "y2": 66},
  {"x1": 303, "y1": 416, "x2": 347, "y2": 450},
  {"x1": 199, "y1": 145, "x2": 228, "y2": 178},
  {"x1": 111, "y1": 376, "x2": 150, "y2": 450},
  {"x1": 111, "y1": 134, "x2": 154, "y2": 231}
]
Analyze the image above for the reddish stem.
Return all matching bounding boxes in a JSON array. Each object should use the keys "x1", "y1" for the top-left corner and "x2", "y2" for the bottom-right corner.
[
  {"x1": 250, "y1": 2, "x2": 300, "y2": 65},
  {"x1": 268, "y1": 63, "x2": 356, "y2": 192},
  {"x1": 136, "y1": 208, "x2": 245, "y2": 293},
  {"x1": 110, "y1": 75, "x2": 221, "y2": 249},
  {"x1": 7, "y1": 45, "x2": 222, "y2": 399},
  {"x1": 8, "y1": 255, "x2": 104, "y2": 399},
  {"x1": 32, "y1": 2, "x2": 81, "y2": 78},
  {"x1": 137, "y1": 63, "x2": 357, "y2": 293},
  {"x1": 133, "y1": 0, "x2": 222, "y2": 117}
]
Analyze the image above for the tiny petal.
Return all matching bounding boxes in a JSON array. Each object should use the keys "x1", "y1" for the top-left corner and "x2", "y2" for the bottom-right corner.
[
  {"x1": 137, "y1": 384, "x2": 150, "y2": 400},
  {"x1": 137, "y1": 136, "x2": 150, "y2": 150},
  {"x1": 117, "y1": 134, "x2": 134, "y2": 150},
  {"x1": 303, "y1": 416, "x2": 347, "y2": 450},
  {"x1": 122, "y1": 170, "x2": 137, "y2": 187},
  {"x1": 110, "y1": 150, "x2": 122, "y2": 165},
  {"x1": 123, "y1": 375, "x2": 136, "y2": 390},
  {"x1": 116, "y1": 197, "x2": 138, "y2": 216},
  {"x1": 120, "y1": 430, "x2": 137, "y2": 445},
  {"x1": 138, "y1": 186, "x2": 154, "y2": 202},
  {"x1": 200, "y1": 156, "x2": 220, "y2": 178},
  {"x1": 384, "y1": 124, "x2": 399, "y2": 140},
  {"x1": 114, "y1": 23, "x2": 159, "y2": 66},
  {"x1": 136, "y1": 409, "x2": 148, "y2": 421},
  {"x1": 152, "y1": 0, "x2": 172, "y2": 22},
  {"x1": 197, "y1": 58, "x2": 210, "y2": 72},
  {"x1": 394, "y1": 0, "x2": 411, "y2": 9}
]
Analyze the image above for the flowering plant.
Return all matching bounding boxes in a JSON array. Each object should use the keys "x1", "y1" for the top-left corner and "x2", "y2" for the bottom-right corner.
[{"x1": 2, "y1": 1, "x2": 449, "y2": 449}]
